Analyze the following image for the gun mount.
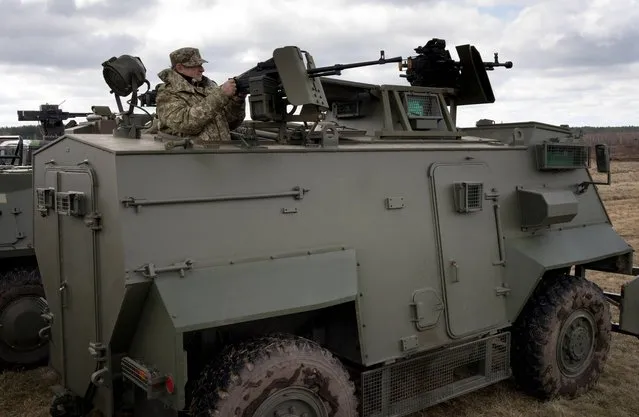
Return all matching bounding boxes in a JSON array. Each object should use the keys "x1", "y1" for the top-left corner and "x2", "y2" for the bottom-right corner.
[
  {"x1": 16, "y1": 104, "x2": 92, "y2": 141},
  {"x1": 224, "y1": 38, "x2": 512, "y2": 143}
]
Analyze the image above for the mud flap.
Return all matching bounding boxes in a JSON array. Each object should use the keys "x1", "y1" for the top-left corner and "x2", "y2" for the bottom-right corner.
[{"x1": 604, "y1": 271, "x2": 639, "y2": 338}]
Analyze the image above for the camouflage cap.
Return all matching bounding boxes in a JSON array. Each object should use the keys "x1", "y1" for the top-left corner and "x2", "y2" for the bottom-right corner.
[{"x1": 170, "y1": 47, "x2": 209, "y2": 68}]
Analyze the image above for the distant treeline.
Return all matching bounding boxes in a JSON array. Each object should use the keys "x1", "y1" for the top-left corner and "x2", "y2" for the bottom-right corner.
[
  {"x1": 576, "y1": 126, "x2": 639, "y2": 133},
  {"x1": 0, "y1": 125, "x2": 41, "y2": 139},
  {"x1": 3, "y1": 124, "x2": 639, "y2": 141}
]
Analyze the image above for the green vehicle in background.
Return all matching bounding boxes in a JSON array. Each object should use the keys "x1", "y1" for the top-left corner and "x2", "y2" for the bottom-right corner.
[
  {"x1": 33, "y1": 39, "x2": 639, "y2": 417},
  {"x1": 0, "y1": 133, "x2": 49, "y2": 370}
]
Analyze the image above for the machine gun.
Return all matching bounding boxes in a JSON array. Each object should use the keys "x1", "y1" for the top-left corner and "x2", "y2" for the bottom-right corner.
[
  {"x1": 16, "y1": 104, "x2": 92, "y2": 141},
  {"x1": 232, "y1": 48, "x2": 403, "y2": 122},
  {"x1": 234, "y1": 51, "x2": 402, "y2": 96},
  {"x1": 398, "y1": 38, "x2": 513, "y2": 105}
]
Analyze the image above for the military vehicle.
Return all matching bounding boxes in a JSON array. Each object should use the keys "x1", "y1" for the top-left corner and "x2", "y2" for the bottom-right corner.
[
  {"x1": 0, "y1": 104, "x2": 118, "y2": 370},
  {"x1": 33, "y1": 38, "x2": 639, "y2": 417},
  {"x1": 0, "y1": 132, "x2": 47, "y2": 371}
]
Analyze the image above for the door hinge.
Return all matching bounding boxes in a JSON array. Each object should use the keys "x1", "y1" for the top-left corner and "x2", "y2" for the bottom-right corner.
[
  {"x1": 84, "y1": 212, "x2": 102, "y2": 231},
  {"x1": 88, "y1": 342, "x2": 110, "y2": 387},
  {"x1": 88, "y1": 342, "x2": 107, "y2": 361},
  {"x1": 495, "y1": 286, "x2": 511, "y2": 296}
]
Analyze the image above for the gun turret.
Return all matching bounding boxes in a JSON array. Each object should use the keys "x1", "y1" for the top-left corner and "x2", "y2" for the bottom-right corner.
[
  {"x1": 232, "y1": 40, "x2": 511, "y2": 127},
  {"x1": 398, "y1": 38, "x2": 512, "y2": 105},
  {"x1": 16, "y1": 104, "x2": 91, "y2": 141}
]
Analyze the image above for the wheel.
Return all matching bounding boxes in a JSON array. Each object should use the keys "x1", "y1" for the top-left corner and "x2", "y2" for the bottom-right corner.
[
  {"x1": 189, "y1": 333, "x2": 359, "y2": 417},
  {"x1": 0, "y1": 268, "x2": 50, "y2": 369},
  {"x1": 511, "y1": 274, "x2": 611, "y2": 400}
]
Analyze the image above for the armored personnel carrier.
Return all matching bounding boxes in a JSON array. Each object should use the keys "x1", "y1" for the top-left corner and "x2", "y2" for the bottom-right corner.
[
  {"x1": 0, "y1": 105, "x2": 118, "y2": 370},
  {"x1": 34, "y1": 39, "x2": 639, "y2": 417}
]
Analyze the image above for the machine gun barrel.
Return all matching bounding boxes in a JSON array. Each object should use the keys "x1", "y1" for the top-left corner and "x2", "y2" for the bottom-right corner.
[
  {"x1": 17, "y1": 110, "x2": 91, "y2": 121},
  {"x1": 483, "y1": 52, "x2": 513, "y2": 70},
  {"x1": 307, "y1": 51, "x2": 403, "y2": 77},
  {"x1": 233, "y1": 50, "x2": 403, "y2": 95}
]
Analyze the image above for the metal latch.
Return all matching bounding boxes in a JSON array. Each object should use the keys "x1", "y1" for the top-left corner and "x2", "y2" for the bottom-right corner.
[
  {"x1": 84, "y1": 212, "x2": 102, "y2": 230},
  {"x1": 135, "y1": 259, "x2": 194, "y2": 279},
  {"x1": 36, "y1": 187, "x2": 55, "y2": 216}
]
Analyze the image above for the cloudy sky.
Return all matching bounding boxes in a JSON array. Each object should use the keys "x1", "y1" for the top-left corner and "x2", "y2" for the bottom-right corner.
[{"x1": 1, "y1": 0, "x2": 637, "y2": 129}]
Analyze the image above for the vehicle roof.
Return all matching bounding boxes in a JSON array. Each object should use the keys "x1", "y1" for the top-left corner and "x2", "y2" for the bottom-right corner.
[{"x1": 46, "y1": 132, "x2": 520, "y2": 155}]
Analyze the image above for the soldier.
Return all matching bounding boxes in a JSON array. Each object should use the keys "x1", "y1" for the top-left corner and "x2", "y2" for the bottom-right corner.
[{"x1": 154, "y1": 47, "x2": 246, "y2": 146}]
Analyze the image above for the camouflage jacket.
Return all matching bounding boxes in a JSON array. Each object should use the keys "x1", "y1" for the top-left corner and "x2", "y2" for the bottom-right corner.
[{"x1": 154, "y1": 68, "x2": 246, "y2": 142}]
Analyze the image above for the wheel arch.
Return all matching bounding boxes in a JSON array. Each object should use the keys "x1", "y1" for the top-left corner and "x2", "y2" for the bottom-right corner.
[
  {"x1": 509, "y1": 273, "x2": 611, "y2": 399},
  {"x1": 181, "y1": 299, "x2": 362, "y2": 405},
  {"x1": 187, "y1": 333, "x2": 359, "y2": 416},
  {"x1": 504, "y1": 222, "x2": 633, "y2": 323}
]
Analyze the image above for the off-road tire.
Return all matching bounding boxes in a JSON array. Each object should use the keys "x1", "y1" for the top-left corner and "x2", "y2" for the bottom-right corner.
[
  {"x1": 511, "y1": 274, "x2": 611, "y2": 400},
  {"x1": 189, "y1": 333, "x2": 359, "y2": 417},
  {"x1": 0, "y1": 268, "x2": 49, "y2": 369}
]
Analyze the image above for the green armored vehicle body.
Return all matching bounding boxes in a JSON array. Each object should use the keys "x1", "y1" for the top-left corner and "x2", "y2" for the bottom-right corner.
[{"x1": 33, "y1": 39, "x2": 639, "y2": 417}]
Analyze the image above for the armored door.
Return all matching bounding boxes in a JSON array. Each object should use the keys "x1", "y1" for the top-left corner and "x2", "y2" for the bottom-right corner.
[
  {"x1": 429, "y1": 162, "x2": 508, "y2": 338},
  {"x1": 44, "y1": 168, "x2": 99, "y2": 395}
]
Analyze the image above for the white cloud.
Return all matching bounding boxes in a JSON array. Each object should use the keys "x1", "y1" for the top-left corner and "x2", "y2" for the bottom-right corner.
[{"x1": 0, "y1": 0, "x2": 637, "y2": 129}]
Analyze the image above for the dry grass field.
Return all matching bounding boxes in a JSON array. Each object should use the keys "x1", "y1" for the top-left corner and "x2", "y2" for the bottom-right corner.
[{"x1": 3, "y1": 161, "x2": 639, "y2": 417}]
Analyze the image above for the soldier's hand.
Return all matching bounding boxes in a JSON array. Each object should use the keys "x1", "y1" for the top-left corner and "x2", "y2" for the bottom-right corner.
[{"x1": 221, "y1": 79, "x2": 236, "y2": 96}]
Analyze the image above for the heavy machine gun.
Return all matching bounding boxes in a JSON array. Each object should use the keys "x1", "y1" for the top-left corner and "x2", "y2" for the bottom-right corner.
[
  {"x1": 232, "y1": 49, "x2": 403, "y2": 124},
  {"x1": 401, "y1": 38, "x2": 512, "y2": 86},
  {"x1": 234, "y1": 50, "x2": 403, "y2": 95},
  {"x1": 231, "y1": 38, "x2": 512, "y2": 127},
  {"x1": 399, "y1": 38, "x2": 512, "y2": 105},
  {"x1": 16, "y1": 104, "x2": 92, "y2": 141}
]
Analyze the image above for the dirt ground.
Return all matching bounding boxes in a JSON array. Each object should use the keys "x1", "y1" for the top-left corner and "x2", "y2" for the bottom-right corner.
[{"x1": 3, "y1": 162, "x2": 639, "y2": 417}]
